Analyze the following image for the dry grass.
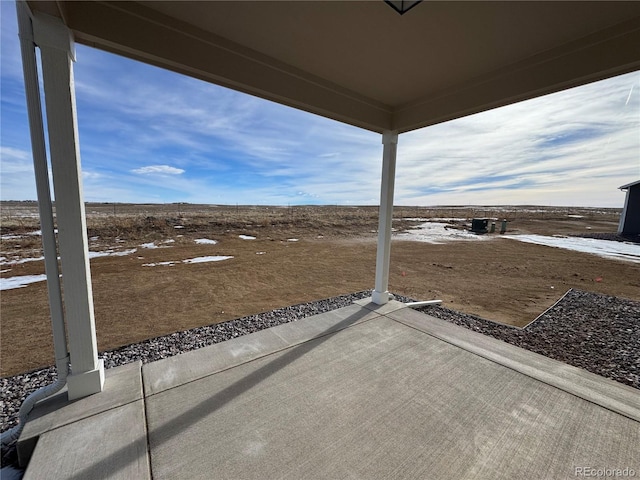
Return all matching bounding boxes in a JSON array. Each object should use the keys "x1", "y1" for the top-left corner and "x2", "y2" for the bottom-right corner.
[{"x1": 1, "y1": 202, "x2": 636, "y2": 377}]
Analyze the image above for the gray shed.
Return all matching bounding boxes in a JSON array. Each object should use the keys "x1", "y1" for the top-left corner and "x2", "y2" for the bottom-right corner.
[{"x1": 618, "y1": 180, "x2": 640, "y2": 235}]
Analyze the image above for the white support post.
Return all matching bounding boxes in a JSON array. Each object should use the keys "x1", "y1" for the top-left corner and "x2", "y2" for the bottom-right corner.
[
  {"x1": 16, "y1": 2, "x2": 69, "y2": 374},
  {"x1": 372, "y1": 131, "x2": 398, "y2": 305},
  {"x1": 32, "y1": 12, "x2": 104, "y2": 400}
]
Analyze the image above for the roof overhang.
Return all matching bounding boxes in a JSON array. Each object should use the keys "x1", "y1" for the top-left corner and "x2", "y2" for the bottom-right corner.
[
  {"x1": 26, "y1": 1, "x2": 640, "y2": 134},
  {"x1": 619, "y1": 180, "x2": 640, "y2": 190}
]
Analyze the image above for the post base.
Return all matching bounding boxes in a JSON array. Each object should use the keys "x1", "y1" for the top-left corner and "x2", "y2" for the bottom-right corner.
[
  {"x1": 67, "y1": 359, "x2": 105, "y2": 400},
  {"x1": 371, "y1": 290, "x2": 391, "y2": 305}
]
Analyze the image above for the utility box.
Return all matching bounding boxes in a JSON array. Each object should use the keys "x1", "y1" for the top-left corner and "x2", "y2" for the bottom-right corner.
[{"x1": 471, "y1": 218, "x2": 489, "y2": 233}]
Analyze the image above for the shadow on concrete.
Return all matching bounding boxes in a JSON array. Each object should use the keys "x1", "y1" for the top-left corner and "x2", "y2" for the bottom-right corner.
[{"x1": 66, "y1": 306, "x2": 375, "y2": 480}]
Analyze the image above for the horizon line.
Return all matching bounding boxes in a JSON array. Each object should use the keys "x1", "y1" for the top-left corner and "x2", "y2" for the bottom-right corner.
[{"x1": 0, "y1": 200, "x2": 623, "y2": 210}]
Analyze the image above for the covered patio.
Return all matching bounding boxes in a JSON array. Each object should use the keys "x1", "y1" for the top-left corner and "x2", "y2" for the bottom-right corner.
[
  {"x1": 17, "y1": 300, "x2": 640, "y2": 478},
  {"x1": 7, "y1": 0, "x2": 640, "y2": 477}
]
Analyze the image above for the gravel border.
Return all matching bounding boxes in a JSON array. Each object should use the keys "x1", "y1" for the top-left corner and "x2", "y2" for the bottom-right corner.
[
  {"x1": 417, "y1": 288, "x2": 639, "y2": 389},
  {"x1": 2, "y1": 288, "x2": 637, "y2": 437},
  {"x1": 1, "y1": 290, "x2": 384, "y2": 434}
]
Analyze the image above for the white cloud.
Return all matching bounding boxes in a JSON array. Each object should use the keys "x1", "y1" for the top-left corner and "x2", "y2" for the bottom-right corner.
[
  {"x1": 131, "y1": 165, "x2": 185, "y2": 175},
  {"x1": 82, "y1": 170, "x2": 102, "y2": 180},
  {"x1": 0, "y1": 146, "x2": 31, "y2": 168},
  {"x1": 0, "y1": 146, "x2": 37, "y2": 200},
  {"x1": 394, "y1": 71, "x2": 639, "y2": 207}
]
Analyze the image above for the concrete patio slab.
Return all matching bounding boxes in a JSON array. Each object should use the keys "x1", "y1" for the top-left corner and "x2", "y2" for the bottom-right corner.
[
  {"x1": 145, "y1": 312, "x2": 640, "y2": 479},
  {"x1": 23, "y1": 400, "x2": 150, "y2": 480},
  {"x1": 143, "y1": 303, "x2": 380, "y2": 395},
  {"x1": 267, "y1": 302, "x2": 381, "y2": 344},
  {"x1": 18, "y1": 361, "x2": 144, "y2": 466},
  {"x1": 387, "y1": 307, "x2": 640, "y2": 422},
  {"x1": 18, "y1": 304, "x2": 640, "y2": 479}
]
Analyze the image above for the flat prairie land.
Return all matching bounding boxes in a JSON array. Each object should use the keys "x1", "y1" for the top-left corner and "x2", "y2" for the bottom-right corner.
[{"x1": 1, "y1": 202, "x2": 638, "y2": 377}]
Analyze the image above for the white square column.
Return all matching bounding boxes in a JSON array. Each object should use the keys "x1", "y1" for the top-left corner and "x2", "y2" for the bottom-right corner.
[
  {"x1": 372, "y1": 131, "x2": 398, "y2": 305},
  {"x1": 32, "y1": 12, "x2": 104, "y2": 400}
]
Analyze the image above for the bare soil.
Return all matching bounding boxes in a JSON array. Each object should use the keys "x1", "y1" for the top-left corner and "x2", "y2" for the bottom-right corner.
[{"x1": 1, "y1": 203, "x2": 637, "y2": 377}]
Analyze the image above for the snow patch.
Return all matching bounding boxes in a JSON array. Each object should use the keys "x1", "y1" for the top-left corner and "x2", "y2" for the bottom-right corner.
[
  {"x1": 143, "y1": 256, "x2": 233, "y2": 267},
  {"x1": 256, "y1": 252, "x2": 266, "y2": 255},
  {"x1": 1, "y1": 274, "x2": 47, "y2": 290},
  {"x1": 140, "y1": 242, "x2": 159, "y2": 249},
  {"x1": 183, "y1": 256, "x2": 233, "y2": 264},
  {"x1": 287, "y1": 238, "x2": 299, "y2": 242},
  {"x1": 239, "y1": 235, "x2": 256, "y2": 240},
  {"x1": 25, "y1": 229, "x2": 58, "y2": 236},
  {"x1": 394, "y1": 222, "x2": 489, "y2": 244},
  {"x1": 143, "y1": 261, "x2": 177, "y2": 267},
  {"x1": 399, "y1": 217, "x2": 467, "y2": 222},
  {"x1": 88, "y1": 248, "x2": 137, "y2": 259},
  {"x1": 2, "y1": 256, "x2": 45, "y2": 265},
  {"x1": 504, "y1": 235, "x2": 640, "y2": 263},
  {"x1": 195, "y1": 238, "x2": 218, "y2": 245}
]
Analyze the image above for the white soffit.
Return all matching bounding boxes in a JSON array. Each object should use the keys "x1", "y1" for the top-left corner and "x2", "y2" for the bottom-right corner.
[{"x1": 28, "y1": 1, "x2": 640, "y2": 133}]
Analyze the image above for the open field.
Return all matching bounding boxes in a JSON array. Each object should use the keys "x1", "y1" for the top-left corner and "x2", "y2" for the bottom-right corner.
[{"x1": 1, "y1": 202, "x2": 639, "y2": 377}]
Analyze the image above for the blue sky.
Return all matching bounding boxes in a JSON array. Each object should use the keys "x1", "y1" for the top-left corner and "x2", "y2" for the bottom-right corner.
[{"x1": 1, "y1": 2, "x2": 638, "y2": 207}]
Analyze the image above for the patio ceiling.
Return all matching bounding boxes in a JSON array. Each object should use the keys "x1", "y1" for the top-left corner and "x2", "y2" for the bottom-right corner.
[{"x1": 26, "y1": 1, "x2": 640, "y2": 133}]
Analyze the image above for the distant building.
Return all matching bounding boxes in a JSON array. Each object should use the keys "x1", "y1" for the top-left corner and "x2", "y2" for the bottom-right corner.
[{"x1": 618, "y1": 180, "x2": 640, "y2": 235}]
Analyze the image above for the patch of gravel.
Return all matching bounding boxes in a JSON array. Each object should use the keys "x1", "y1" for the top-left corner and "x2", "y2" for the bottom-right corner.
[{"x1": 417, "y1": 288, "x2": 639, "y2": 390}]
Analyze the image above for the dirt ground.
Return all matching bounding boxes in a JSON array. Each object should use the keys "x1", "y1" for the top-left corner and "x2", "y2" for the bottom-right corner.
[{"x1": 1, "y1": 203, "x2": 638, "y2": 377}]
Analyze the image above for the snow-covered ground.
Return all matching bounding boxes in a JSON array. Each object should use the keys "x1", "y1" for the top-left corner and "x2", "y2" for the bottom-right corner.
[
  {"x1": 0, "y1": 229, "x2": 57, "y2": 240},
  {"x1": 183, "y1": 255, "x2": 233, "y2": 264},
  {"x1": 143, "y1": 255, "x2": 233, "y2": 267},
  {"x1": 1, "y1": 256, "x2": 45, "y2": 266},
  {"x1": 1, "y1": 237, "x2": 234, "y2": 289},
  {"x1": 394, "y1": 221, "x2": 489, "y2": 244},
  {"x1": 194, "y1": 238, "x2": 218, "y2": 244},
  {"x1": 504, "y1": 235, "x2": 640, "y2": 263},
  {"x1": 88, "y1": 248, "x2": 137, "y2": 259},
  {"x1": 1, "y1": 248, "x2": 138, "y2": 267},
  {"x1": 392, "y1": 220, "x2": 639, "y2": 263},
  {"x1": 142, "y1": 261, "x2": 177, "y2": 267},
  {"x1": 140, "y1": 239, "x2": 176, "y2": 248},
  {"x1": 0, "y1": 274, "x2": 47, "y2": 291},
  {"x1": 398, "y1": 217, "x2": 467, "y2": 222}
]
